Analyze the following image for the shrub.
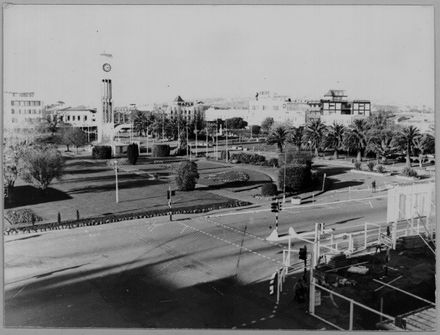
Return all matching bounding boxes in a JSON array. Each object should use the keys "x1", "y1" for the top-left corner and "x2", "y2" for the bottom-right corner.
[
  {"x1": 376, "y1": 165, "x2": 386, "y2": 173},
  {"x1": 354, "y1": 161, "x2": 362, "y2": 170},
  {"x1": 278, "y1": 164, "x2": 312, "y2": 192},
  {"x1": 311, "y1": 170, "x2": 325, "y2": 186},
  {"x1": 367, "y1": 161, "x2": 375, "y2": 171},
  {"x1": 261, "y1": 183, "x2": 278, "y2": 196},
  {"x1": 230, "y1": 152, "x2": 266, "y2": 165},
  {"x1": 175, "y1": 161, "x2": 199, "y2": 191},
  {"x1": 402, "y1": 167, "x2": 418, "y2": 177},
  {"x1": 18, "y1": 145, "x2": 65, "y2": 191},
  {"x1": 127, "y1": 143, "x2": 139, "y2": 165},
  {"x1": 152, "y1": 144, "x2": 170, "y2": 157},
  {"x1": 5, "y1": 208, "x2": 42, "y2": 225},
  {"x1": 267, "y1": 158, "x2": 279, "y2": 168},
  {"x1": 92, "y1": 145, "x2": 112, "y2": 159}
]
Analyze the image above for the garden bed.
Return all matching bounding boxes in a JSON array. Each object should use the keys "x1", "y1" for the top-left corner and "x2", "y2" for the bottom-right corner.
[
  {"x1": 350, "y1": 169, "x2": 392, "y2": 177},
  {"x1": 3, "y1": 199, "x2": 251, "y2": 235}
]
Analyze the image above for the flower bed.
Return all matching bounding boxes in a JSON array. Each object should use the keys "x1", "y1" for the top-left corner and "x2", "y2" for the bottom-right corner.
[
  {"x1": 207, "y1": 170, "x2": 249, "y2": 184},
  {"x1": 3, "y1": 200, "x2": 251, "y2": 235}
]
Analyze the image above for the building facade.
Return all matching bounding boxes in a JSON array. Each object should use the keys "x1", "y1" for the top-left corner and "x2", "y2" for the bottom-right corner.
[
  {"x1": 55, "y1": 106, "x2": 97, "y2": 128},
  {"x1": 320, "y1": 90, "x2": 371, "y2": 126},
  {"x1": 248, "y1": 91, "x2": 310, "y2": 127},
  {"x1": 165, "y1": 96, "x2": 207, "y2": 123},
  {"x1": 3, "y1": 91, "x2": 45, "y2": 141}
]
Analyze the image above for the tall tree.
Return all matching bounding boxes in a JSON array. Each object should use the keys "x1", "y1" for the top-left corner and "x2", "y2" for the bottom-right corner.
[
  {"x1": 398, "y1": 126, "x2": 421, "y2": 167},
  {"x1": 261, "y1": 117, "x2": 274, "y2": 133},
  {"x1": 132, "y1": 111, "x2": 150, "y2": 136},
  {"x1": 266, "y1": 126, "x2": 289, "y2": 152},
  {"x1": 18, "y1": 144, "x2": 65, "y2": 193},
  {"x1": 62, "y1": 127, "x2": 88, "y2": 153},
  {"x1": 325, "y1": 123, "x2": 345, "y2": 159},
  {"x1": 287, "y1": 126, "x2": 305, "y2": 151},
  {"x1": 368, "y1": 129, "x2": 399, "y2": 162},
  {"x1": 413, "y1": 133, "x2": 433, "y2": 167},
  {"x1": 344, "y1": 119, "x2": 369, "y2": 161},
  {"x1": 304, "y1": 119, "x2": 327, "y2": 156},
  {"x1": 225, "y1": 117, "x2": 248, "y2": 129}
]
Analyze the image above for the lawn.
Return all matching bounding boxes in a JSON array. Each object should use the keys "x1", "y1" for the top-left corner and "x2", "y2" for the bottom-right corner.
[{"x1": 5, "y1": 157, "x2": 246, "y2": 224}]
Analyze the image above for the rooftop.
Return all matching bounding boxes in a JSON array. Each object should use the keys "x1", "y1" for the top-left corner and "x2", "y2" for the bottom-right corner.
[{"x1": 59, "y1": 106, "x2": 96, "y2": 113}]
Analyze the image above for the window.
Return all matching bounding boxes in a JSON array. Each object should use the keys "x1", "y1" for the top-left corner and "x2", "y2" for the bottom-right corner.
[
  {"x1": 11, "y1": 109, "x2": 15, "y2": 114},
  {"x1": 67, "y1": 116, "x2": 70, "y2": 121},
  {"x1": 72, "y1": 115, "x2": 76, "y2": 121},
  {"x1": 262, "y1": 105, "x2": 266, "y2": 111},
  {"x1": 18, "y1": 109, "x2": 21, "y2": 114},
  {"x1": 84, "y1": 115, "x2": 87, "y2": 121},
  {"x1": 11, "y1": 118, "x2": 17, "y2": 123},
  {"x1": 11, "y1": 101, "x2": 15, "y2": 106}
]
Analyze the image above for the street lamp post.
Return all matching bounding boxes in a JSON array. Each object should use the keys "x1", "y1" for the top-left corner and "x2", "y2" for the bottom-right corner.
[
  {"x1": 283, "y1": 144, "x2": 287, "y2": 203},
  {"x1": 205, "y1": 127, "x2": 208, "y2": 157},
  {"x1": 113, "y1": 160, "x2": 119, "y2": 203},
  {"x1": 225, "y1": 120, "x2": 228, "y2": 163},
  {"x1": 186, "y1": 126, "x2": 189, "y2": 159},
  {"x1": 195, "y1": 124, "x2": 198, "y2": 159}
]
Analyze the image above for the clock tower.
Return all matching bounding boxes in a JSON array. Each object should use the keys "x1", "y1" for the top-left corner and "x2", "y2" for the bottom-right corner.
[{"x1": 97, "y1": 53, "x2": 114, "y2": 143}]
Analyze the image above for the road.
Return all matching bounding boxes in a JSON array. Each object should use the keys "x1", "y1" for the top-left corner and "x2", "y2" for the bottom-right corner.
[{"x1": 4, "y1": 194, "x2": 389, "y2": 329}]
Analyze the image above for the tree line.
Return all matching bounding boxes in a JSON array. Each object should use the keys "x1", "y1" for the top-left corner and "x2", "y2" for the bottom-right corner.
[{"x1": 262, "y1": 113, "x2": 435, "y2": 168}]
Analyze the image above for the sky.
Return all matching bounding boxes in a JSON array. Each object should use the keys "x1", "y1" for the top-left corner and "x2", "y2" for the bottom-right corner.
[{"x1": 4, "y1": 5, "x2": 435, "y2": 109}]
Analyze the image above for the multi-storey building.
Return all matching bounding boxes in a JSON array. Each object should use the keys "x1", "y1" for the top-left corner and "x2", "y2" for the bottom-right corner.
[
  {"x1": 165, "y1": 96, "x2": 207, "y2": 123},
  {"x1": 320, "y1": 89, "x2": 371, "y2": 126},
  {"x1": 248, "y1": 91, "x2": 309, "y2": 127},
  {"x1": 3, "y1": 91, "x2": 45, "y2": 140}
]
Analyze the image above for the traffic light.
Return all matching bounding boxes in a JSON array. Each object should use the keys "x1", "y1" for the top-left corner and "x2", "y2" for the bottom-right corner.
[
  {"x1": 271, "y1": 202, "x2": 278, "y2": 213},
  {"x1": 278, "y1": 201, "x2": 282, "y2": 211},
  {"x1": 167, "y1": 190, "x2": 176, "y2": 199},
  {"x1": 269, "y1": 271, "x2": 278, "y2": 296},
  {"x1": 299, "y1": 245, "x2": 307, "y2": 261}
]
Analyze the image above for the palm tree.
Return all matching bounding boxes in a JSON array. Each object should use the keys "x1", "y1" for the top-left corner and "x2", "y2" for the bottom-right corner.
[
  {"x1": 266, "y1": 126, "x2": 289, "y2": 152},
  {"x1": 368, "y1": 129, "x2": 399, "y2": 163},
  {"x1": 413, "y1": 133, "x2": 434, "y2": 168},
  {"x1": 325, "y1": 123, "x2": 345, "y2": 159},
  {"x1": 287, "y1": 126, "x2": 304, "y2": 151},
  {"x1": 132, "y1": 111, "x2": 149, "y2": 136},
  {"x1": 398, "y1": 126, "x2": 421, "y2": 167},
  {"x1": 344, "y1": 119, "x2": 369, "y2": 161},
  {"x1": 304, "y1": 120, "x2": 327, "y2": 156}
]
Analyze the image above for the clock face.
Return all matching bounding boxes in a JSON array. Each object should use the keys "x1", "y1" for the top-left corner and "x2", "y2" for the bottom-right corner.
[{"x1": 102, "y1": 63, "x2": 112, "y2": 72}]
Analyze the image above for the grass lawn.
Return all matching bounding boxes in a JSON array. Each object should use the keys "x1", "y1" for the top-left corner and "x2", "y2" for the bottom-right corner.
[{"x1": 5, "y1": 157, "x2": 244, "y2": 224}]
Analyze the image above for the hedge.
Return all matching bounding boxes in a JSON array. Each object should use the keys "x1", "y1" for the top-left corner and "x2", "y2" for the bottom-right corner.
[
  {"x1": 261, "y1": 183, "x2": 278, "y2": 196},
  {"x1": 3, "y1": 200, "x2": 251, "y2": 235},
  {"x1": 230, "y1": 152, "x2": 266, "y2": 165},
  {"x1": 92, "y1": 145, "x2": 112, "y2": 159},
  {"x1": 152, "y1": 144, "x2": 170, "y2": 157},
  {"x1": 127, "y1": 143, "x2": 139, "y2": 165},
  {"x1": 282, "y1": 150, "x2": 313, "y2": 167},
  {"x1": 278, "y1": 164, "x2": 312, "y2": 192},
  {"x1": 5, "y1": 208, "x2": 42, "y2": 225}
]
